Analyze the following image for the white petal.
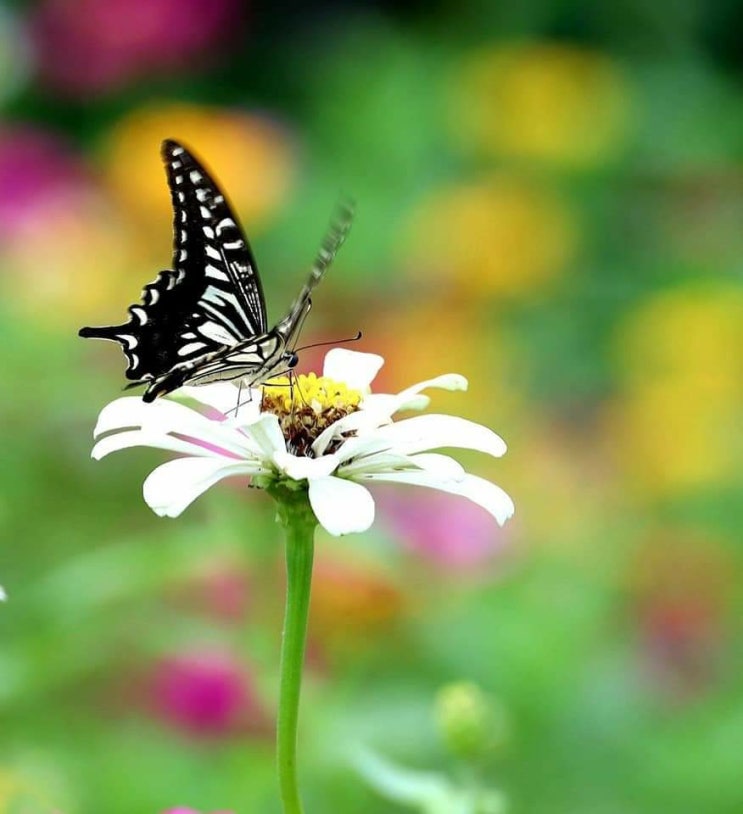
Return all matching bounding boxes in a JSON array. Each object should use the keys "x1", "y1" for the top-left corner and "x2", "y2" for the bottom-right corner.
[
  {"x1": 359, "y1": 470, "x2": 515, "y2": 525},
  {"x1": 94, "y1": 397, "x2": 155, "y2": 436},
  {"x1": 94, "y1": 397, "x2": 257, "y2": 458},
  {"x1": 143, "y1": 457, "x2": 267, "y2": 518},
  {"x1": 397, "y1": 372, "x2": 468, "y2": 400},
  {"x1": 179, "y1": 382, "x2": 261, "y2": 419},
  {"x1": 407, "y1": 453, "x2": 465, "y2": 479},
  {"x1": 240, "y1": 413, "x2": 287, "y2": 459},
  {"x1": 323, "y1": 348, "x2": 384, "y2": 392},
  {"x1": 364, "y1": 414, "x2": 507, "y2": 458},
  {"x1": 332, "y1": 433, "x2": 398, "y2": 464},
  {"x1": 0, "y1": 585, "x2": 6, "y2": 601},
  {"x1": 311, "y1": 409, "x2": 388, "y2": 457},
  {"x1": 339, "y1": 451, "x2": 464, "y2": 479},
  {"x1": 312, "y1": 372, "x2": 471, "y2": 457},
  {"x1": 362, "y1": 373, "x2": 468, "y2": 418},
  {"x1": 92, "y1": 429, "x2": 240, "y2": 461},
  {"x1": 308, "y1": 476, "x2": 375, "y2": 536},
  {"x1": 273, "y1": 450, "x2": 340, "y2": 481},
  {"x1": 339, "y1": 451, "x2": 416, "y2": 477}
]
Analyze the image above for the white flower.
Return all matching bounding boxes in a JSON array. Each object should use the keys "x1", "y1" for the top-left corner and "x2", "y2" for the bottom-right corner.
[
  {"x1": 0, "y1": 585, "x2": 6, "y2": 601},
  {"x1": 90, "y1": 349, "x2": 514, "y2": 537}
]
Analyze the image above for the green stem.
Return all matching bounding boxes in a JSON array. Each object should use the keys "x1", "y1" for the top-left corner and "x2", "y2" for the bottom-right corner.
[{"x1": 274, "y1": 492, "x2": 317, "y2": 814}]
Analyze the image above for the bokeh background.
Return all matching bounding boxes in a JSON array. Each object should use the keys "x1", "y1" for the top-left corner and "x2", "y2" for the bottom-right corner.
[{"x1": 1, "y1": 1, "x2": 743, "y2": 812}]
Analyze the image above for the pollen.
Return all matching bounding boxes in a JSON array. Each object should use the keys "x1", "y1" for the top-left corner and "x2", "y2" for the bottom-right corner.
[{"x1": 261, "y1": 373, "x2": 362, "y2": 456}]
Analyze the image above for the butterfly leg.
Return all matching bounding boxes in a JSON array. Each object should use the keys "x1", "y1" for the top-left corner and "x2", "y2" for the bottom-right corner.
[
  {"x1": 224, "y1": 379, "x2": 259, "y2": 417},
  {"x1": 234, "y1": 381, "x2": 244, "y2": 417}
]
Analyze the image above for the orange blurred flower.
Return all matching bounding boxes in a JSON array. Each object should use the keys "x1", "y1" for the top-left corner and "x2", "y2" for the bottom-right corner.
[
  {"x1": 365, "y1": 295, "x2": 523, "y2": 426},
  {"x1": 310, "y1": 555, "x2": 404, "y2": 649},
  {"x1": 451, "y1": 42, "x2": 630, "y2": 168},
  {"x1": 399, "y1": 177, "x2": 576, "y2": 299},
  {"x1": 102, "y1": 103, "x2": 296, "y2": 245}
]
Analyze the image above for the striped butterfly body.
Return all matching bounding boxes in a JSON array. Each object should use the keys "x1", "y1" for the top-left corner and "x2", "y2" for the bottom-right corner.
[{"x1": 80, "y1": 139, "x2": 353, "y2": 402}]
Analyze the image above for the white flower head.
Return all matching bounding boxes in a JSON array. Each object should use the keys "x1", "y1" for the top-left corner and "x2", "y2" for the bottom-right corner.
[{"x1": 91, "y1": 349, "x2": 514, "y2": 537}]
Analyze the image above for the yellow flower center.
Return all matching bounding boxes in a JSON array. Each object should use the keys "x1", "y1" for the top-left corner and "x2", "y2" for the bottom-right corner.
[{"x1": 261, "y1": 373, "x2": 362, "y2": 456}]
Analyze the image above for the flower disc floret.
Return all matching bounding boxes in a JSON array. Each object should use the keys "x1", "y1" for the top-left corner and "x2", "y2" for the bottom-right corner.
[{"x1": 262, "y1": 373, "x2": 362, "y2": 457}]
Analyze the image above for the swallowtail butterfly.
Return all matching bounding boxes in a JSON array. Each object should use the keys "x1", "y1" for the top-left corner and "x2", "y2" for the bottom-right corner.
[{"x1": 79, "y1": 139, "x2": 353, "y2": 402}]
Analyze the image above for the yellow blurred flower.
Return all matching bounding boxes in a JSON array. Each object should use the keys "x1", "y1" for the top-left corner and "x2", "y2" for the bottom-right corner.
[
  {"x1": 614, "y1": 285, "x2": 743, "y2": 396},
  {"x1": 0, "y1": 770, "x2": 19, "y2": 808},
  {"x1": 0, "y1": 766, "x2": 64, "y2": 813},
  {"x1": 607, "y1": 286, "x2": 743, "y2": 496},
  {"x1": 451, "y1": 42, "x2": 630, "y2": 167},
  {"x1": 399, "y1": 177, "x2": 576, "y2": 299},
  {"x1": 102, "y1": 103, "x2": 296, "y2": 240},
  {"x1": 1, "y1": 189, "x2": 140, "y2": 328}
]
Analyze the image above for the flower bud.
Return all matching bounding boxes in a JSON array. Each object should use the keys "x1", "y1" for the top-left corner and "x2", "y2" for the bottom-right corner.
[{"x1": 435, "y1": 681, "x2": 508, "y2": 760}]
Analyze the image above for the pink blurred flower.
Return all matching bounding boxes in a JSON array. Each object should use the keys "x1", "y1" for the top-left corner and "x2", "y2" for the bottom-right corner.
[
  {"x1": 190, "y1": 563, "x2": 252, "y2": 624},
  {"x1": 0, "y1": 125, "x2": 87, "y2": 239},
  {"x1": 32, "y1": 0, "x2": 242, "y2": 97},
  {"x1": 379, "y1": 486, "x2": 510, "y2": 571},
  {"x1": 163, "y1": 809, "x2": 234, "y2": 814},
  {"x1": 148, "y1": 650, "x2": 269, "y2": 738}
]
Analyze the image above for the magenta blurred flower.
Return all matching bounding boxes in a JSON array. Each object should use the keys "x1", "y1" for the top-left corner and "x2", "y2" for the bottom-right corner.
[
  {"x1": 148, "y1": 650, "x2": 267, "y2": 738},
  {"x1": 163, "y1": 809, "x2": 234, "y2": 814},
  {"x1": 0, "y1": 126, "x2": 87, "y2": 239},
  {"x1": 379, "y1": 487, "x2": 510, "y2": 571},
  {"x1": 32, "y1": 0, "x2": 242, "y2": 97}
]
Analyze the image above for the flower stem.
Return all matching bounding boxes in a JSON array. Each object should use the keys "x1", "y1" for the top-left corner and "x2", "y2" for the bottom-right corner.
[{"x1": 274, "y1": 493, "x2": 317, "y2": 814}]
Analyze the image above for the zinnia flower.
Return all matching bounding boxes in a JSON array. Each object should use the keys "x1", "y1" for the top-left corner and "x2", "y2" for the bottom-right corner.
[{"x1": 90, "y1": 349, "x2": 514, "y2": 536}]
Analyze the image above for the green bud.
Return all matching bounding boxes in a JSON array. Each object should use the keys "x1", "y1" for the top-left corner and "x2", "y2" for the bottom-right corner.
[{"x1": 434, "y1": 681, "x2": 509, "y2": 761}]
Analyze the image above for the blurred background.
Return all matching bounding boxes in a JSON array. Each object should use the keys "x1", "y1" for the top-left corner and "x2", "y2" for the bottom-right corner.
[{"x1": 1, "y1": 0, "x2": 743, "y2": 812}]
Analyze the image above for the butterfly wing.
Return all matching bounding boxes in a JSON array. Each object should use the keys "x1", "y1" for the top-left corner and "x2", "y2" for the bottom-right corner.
[
  {"x1": 79, "y1": 140, "x2": 267, "y2": 381},
  {"x1": 275, "y1": 199, "x2": 355, "y2": 346}
]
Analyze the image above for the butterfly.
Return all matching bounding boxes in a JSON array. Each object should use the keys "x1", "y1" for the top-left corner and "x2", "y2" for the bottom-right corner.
[{"x1": 79, "y1": 139, "x2": 353, "y2": 403}]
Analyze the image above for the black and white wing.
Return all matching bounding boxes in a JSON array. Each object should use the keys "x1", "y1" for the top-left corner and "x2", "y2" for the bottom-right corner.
[
  {"x1": 276, "y1": 199, "x2": 355, "y2": 346},
  {"x1": 79, "y1": 139, "x2": 267, "y2": 382}
]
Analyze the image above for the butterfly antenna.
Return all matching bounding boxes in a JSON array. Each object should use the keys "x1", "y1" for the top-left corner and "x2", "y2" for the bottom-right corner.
[{"x1": 294, "y1": 331, "x2": 362, "y2": 354}]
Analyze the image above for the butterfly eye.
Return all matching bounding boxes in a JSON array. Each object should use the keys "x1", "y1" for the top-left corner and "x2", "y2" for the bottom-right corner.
[{"x1": 285, "y1": 351, "x2": 299, "y2": 369}]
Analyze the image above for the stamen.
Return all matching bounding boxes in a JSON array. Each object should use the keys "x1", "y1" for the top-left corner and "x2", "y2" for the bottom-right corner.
[{"x1": 262, "y1": 374, "x2": 362, "y2": 457}]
